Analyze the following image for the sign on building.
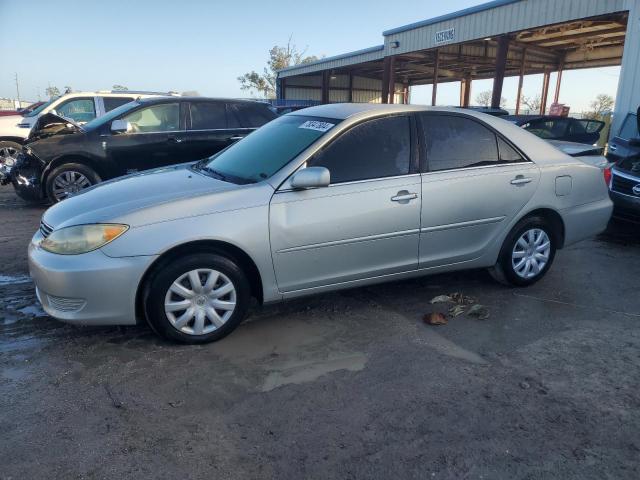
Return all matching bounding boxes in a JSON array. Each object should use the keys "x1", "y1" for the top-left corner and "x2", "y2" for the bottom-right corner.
[{"x1": 434, "y1": 27, "x2": 455, "y2": 45}]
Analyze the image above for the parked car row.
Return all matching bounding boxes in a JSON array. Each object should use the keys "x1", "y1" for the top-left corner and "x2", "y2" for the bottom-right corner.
[
  {"x1": 2, "y1": 95, "x2": 277, "y2": 202},
  {"x1": 25, "y1": 103, "x2": 614, "y2": 343}
]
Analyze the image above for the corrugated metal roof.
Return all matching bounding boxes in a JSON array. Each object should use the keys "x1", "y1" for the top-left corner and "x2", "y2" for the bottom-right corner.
[
  {"x1": 278, "y1": 45, "x2": 384, "y2": 78},
  {"x1": 382, "y1": 0, "x2": 521, "y2": 35}
]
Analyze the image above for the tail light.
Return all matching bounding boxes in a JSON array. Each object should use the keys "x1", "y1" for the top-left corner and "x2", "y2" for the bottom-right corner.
[{"x1": 603, "y1": 166, "x2": 612, "y2": 187}]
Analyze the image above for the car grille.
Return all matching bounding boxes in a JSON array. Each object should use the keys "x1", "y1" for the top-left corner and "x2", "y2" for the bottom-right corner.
[
  {"x1": 46, "y1": 294, "x2": 86, "y2": 313},
  {"x1": 39, "y1": 220, "x2": 53, "y2": 238},
  {"x1": 611, "y1": 172, "x2": 640, "y2": 196}
]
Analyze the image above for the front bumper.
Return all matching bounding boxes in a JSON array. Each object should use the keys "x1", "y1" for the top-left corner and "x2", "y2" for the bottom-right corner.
[
  {"x1": 609, "y1": 190, "x2": 640, "y2": 223},
  {"x1": 28, "y1": 239, "x2": 157, "y2": 326},
  {"x1": 11, "y1": 152, "x2": 45, "y2": 201}
]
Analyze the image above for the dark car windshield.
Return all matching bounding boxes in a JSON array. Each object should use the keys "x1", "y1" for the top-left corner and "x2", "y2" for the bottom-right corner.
[
  {"x1": 23, "y1": 99, "x2": 55, "y2": 117},
  {"x1": 81, "y1": 100, "x2": 140, "y2": 132},
  {"x1": 198, "y1": 115, "x2": 340, "y2": 183},
  {"x1": 619, "y1": 113, "x2": 638, "y2": 140}
]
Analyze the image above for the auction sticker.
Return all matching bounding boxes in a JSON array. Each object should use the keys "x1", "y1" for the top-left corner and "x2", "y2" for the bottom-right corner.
[{"x1": 299, "y1": 120, "x2": 334, "y2": 132}]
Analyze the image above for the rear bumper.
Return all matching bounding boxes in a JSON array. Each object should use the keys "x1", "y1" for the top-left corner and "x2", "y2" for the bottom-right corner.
[
  {"x1": 561, "y1": 198, "x2": 613, "y2": 246},
  {"x1": 28, "y1": 240, "x2": 157, "y2": 326}
]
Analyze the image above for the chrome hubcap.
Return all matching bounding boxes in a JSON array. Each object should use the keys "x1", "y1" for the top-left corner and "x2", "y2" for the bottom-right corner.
[
  {"x1": 0, "y1": 146, "x2": 19, "y2": 166},
  {"x1": 52, "y1": 171, "x2": 92, "y2": 200},
  {"x1": 164, "y1": 268, "x2": 236, "y2": 336},
  {"x1": 512, "y1": 228, "x2": 551, "y2": 279}
]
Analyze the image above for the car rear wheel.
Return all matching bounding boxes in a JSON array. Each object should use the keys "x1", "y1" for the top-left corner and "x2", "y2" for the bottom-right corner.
[
  {"x1": 490, "y1": 216, "x2": 557, "y2": 287},
  {"x1": 0, "y1": 140, "x2": 21, "y2": 167},
  {"x1": 45, "y1": 163, "x2": 101, "y2": 203},
  {"x1": 144, "y1": 253, "x2": 251, "y2": 344}
]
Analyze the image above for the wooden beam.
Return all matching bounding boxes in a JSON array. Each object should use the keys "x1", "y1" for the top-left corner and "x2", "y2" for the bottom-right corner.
[
  {"x1": 431, "y1": 49, "x2": 440, "y2": 106},
  {"x1": 491, "y1": 35, "x2": 510, "y2": 108},
  {"x1": 515, "y1": 48, "x2": 526, "y2": 114},
  {"x1": 553, "y1": 57, "x2": 564, "y2": 104},
  {"x1": 460, "y1": 74, "x2": 471, "y2": 107}
]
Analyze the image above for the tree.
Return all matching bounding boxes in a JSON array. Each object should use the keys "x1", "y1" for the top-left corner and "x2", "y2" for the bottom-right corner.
[
  {"x1": 475, "y1": 90, "x2": 506, "y2": 108},
  {"x1": 238, "y1": 37, "x2": 318, "y2": 98},
  {"x1": 587, "y1": 94, "x2": 614, "y2": 119},
  {"x1": 520, "y1": 94, "x2": 541, "y2": 113},
  {"x1": 45, "y1": 86, "x2": 60, "y2": 98},
  {"x1": 112, "y1": 84, "x2": 128, "y2": 91}
]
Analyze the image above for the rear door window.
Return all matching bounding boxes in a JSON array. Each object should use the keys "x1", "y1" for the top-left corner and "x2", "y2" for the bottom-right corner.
[
  {"x1": 230, "y1": 103, "x2": 277, "y2": 128},
  {"x1": 308, "y1": 115, "x2": 411, "y2": 183},
  {"x1": 103, "y1": 97, "x2": 135, "y2": 112},
  {"x1": 190, "y1": 102, "x2": 228, "y2": 130},
  {"x1": 419, "y1": 114, "x2": 501, "y2": 171},
  {"x1": 619, "y1": 114, "x2": 638, "y2": 140}
]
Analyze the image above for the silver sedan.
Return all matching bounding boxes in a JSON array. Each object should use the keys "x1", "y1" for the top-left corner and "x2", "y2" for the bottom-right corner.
[{"x1": 28, "y1": 104, "x2": 612, "y2": 343}]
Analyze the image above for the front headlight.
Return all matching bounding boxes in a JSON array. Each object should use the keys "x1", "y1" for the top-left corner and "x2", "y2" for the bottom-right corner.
[{"x1": 41, "y1": 224, "x2": 129, "y2": 255}]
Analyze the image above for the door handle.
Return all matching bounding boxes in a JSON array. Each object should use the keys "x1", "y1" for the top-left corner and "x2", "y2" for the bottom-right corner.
[
  {"x1": 229, "y1": 136, "x2": 245, "y2": 141},
  {"x1": 510, "y1": 176, "x2": 532, "y2": 186},
  {"x1": 391, "y1": 191, "x2": 418, "y2": 203},
  {"x1": 167, "y1": 136, "x2": 183, "y2": 144}
]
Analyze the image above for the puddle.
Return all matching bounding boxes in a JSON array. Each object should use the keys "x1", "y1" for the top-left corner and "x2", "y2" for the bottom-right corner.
[
  {"x1": 416, "y1": 329, "x2": 488, "y2": 365},
  {"x1": 0, "y1": 275, "x2": 31, "y2": 286},
  {"x1": 261, "y1": 353, "x2": 368, "y2": 392}
]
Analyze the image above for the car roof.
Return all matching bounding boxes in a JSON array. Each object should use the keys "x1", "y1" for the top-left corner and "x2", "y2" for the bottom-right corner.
[
  {"x1": 287, "y1": 103, "x2": 507, "y2": 121},
  {"x1": 135, "y1": 96, "x2": 270, "y2": 105}
]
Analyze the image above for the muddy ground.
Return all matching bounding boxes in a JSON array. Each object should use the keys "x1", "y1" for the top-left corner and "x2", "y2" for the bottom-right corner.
[{"x1": 1, "y1": 184, "x2": 639, "y2": 479}]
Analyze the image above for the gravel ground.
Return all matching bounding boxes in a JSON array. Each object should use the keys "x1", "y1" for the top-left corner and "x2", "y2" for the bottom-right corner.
[{"x1": 1, "y1": 184, "x2": 639, "y2": 480}]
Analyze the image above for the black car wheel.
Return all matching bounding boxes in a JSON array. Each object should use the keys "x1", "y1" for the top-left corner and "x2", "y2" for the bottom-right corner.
[
  {"x1": 45, "y1": 163, "x2": 101, "y2": 203},
  {"x1": 0, "y1": 140, "x2": 21, "y2": 167},
  {"x1": 490, "y1": 215, "x2": 557, "y2": 287},
  {"x1": 144, "y1": 253, "x2": 251, "y2": 344}
]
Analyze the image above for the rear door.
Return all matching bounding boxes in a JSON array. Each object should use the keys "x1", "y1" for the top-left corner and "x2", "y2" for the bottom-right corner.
[
  {"x1": 417, "y1": 113, "x2": 540, "y2": 268},
  {"x1": 270, "y1": 115, "x2": 421, "y2": 292},
  {"x1": 105, "y1": 101, "x2": 185, "y2": 175},
  {"x1": 180, "y1": 100, "x2": 238, "y2": 162}
]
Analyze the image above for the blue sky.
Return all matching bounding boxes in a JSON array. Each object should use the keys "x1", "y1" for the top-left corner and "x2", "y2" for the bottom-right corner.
[{"x1": 0, "y1": 0, "x2": 620, "y2": 112}]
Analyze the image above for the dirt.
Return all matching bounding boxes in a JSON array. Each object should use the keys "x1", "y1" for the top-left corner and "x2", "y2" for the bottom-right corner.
[{"x1": 1, "y1": 183, "x2": 639, "y2": 479}]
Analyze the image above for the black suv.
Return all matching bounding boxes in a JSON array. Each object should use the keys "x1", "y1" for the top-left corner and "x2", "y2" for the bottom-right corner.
[
  {"x1": 9, "y1": 97, "x2": 276, "y2": 203},
  {"x1": 608, "y1": 108, "x2": 640, "y2": 223}
]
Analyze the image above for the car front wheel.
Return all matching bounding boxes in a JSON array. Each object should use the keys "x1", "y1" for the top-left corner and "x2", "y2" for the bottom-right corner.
[
  {"x1": 45, "y1": 163, "x2": 101, "y2": 203},
  {"x1": 490, "y1": 216, "x2": 557, "y2": 287},
  {"x1": 144, "y1": 253, "x2": 251, "y2": 344}
]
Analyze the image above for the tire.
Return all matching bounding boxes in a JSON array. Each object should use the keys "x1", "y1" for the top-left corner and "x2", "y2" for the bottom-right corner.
[
  {"x1": 0, "y1": 140, "x2": 22, "y2": 167},
  {"x1": 45, "y1": 162, "x2": 101, "y2": 203},
  {"x1": 144, "y1": 253, "x2": 251, "y2": 344},
  {"x1": 491, "y1": 215, "x2": 557, "y2": 287}
]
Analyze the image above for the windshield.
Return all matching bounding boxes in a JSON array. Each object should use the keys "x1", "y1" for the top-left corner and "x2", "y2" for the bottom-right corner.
[
  {"x1": 23, "y1": 99, "x2": 55, "y2": 117},
  {"x1": 619, "y1": 113, "x2": 638, "y2": 140},
  {"x1": 199, "y1": 115, "x2": 340, "y2": 183},
  {"x1": 81, "y1": 100, "x2": 140, "y2": 132}
]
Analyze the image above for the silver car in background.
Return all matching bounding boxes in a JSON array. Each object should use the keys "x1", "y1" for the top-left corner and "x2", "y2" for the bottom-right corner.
[{"x1": 28, "y1": 104, "x2": 613, "y2": 343}]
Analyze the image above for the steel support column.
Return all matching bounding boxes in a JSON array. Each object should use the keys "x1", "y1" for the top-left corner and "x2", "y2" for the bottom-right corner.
[
  {"x1": 388, "y1": 56, "x2": 396, "y2": 104},
  {"x1": 515, "y1": 48, "x2": 526, "y2": 114},
  {"x1": 491, "y1": 35, "x2": 510, "y2": 108},
  {"x1": 540, "y1": 69, "x2": 551, "y2": 114},
  {"x1": 431, "y1": 49, "x2": 440, "y2": 106},
  {"x1": 460, "y1": 75, "x2": 471, "y2": 107},
  {"x1": 348, "y1": 73, "x2": 353, "y2": 103},
  {"x1": 321, "y1": 71, "x2": 329, "y2": 104},
  {"x1": 381, "y1": 57, "x2": 391, "y2": 104}
]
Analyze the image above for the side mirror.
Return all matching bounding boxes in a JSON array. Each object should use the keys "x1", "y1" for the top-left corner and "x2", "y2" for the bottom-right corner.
[
  {"x1": 290, "y1": 166, "x2": 330, "y2": 189},
  {"x1": 111, "y1": 119, "x2": 130, "y2": 134}
]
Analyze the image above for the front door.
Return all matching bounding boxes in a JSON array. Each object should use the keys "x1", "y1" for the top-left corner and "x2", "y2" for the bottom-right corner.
[
  {"x1": 269, "y1": 115, "x2": 421, "y2": 292},
  {"x1": 417, "y1": 113, "x2": 540, "y2": 268},
  {"x1": 106, "y1": 101, "x2": 185, "y2": 175}
]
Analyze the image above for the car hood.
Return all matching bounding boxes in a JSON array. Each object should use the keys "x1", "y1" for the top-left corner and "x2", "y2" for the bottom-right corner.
[
  {"x1": 0, "y1": 114, "x2": 24, "y2": 127},
  {"x1": 43, "y1": 163, "x2": 272, "y2": 229}
]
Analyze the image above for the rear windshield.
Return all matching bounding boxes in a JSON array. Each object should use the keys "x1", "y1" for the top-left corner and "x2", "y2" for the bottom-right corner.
[
  {"x1": 619, "y1": 113, "x2": 638, "y2": 140},
  {"x1": 198, "y1": 115, "x2": 340, "y2": 184}
]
